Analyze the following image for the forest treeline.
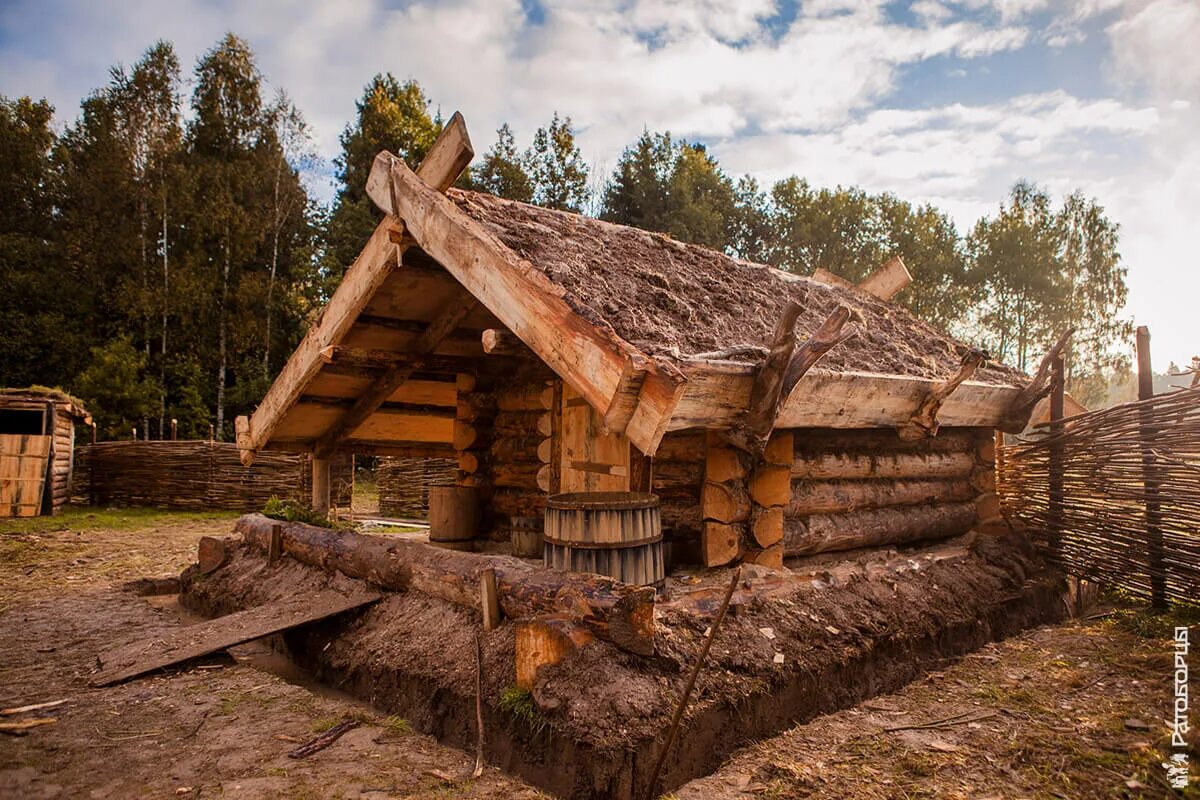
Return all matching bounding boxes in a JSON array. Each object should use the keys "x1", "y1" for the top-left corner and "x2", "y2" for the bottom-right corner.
[{"x1": 0, "y1": 34, "x2": 1132, "y2": 439}]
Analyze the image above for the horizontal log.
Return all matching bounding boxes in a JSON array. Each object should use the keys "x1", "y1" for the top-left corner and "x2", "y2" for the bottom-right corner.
[
  {"x1": 236, "y1": 514, "x2": 654, "y2": 655},
  {"x1": 650, "y1": 460, "x2": 704, "y2": 486},
  {"x1": 793, "y1": 428, "x2": 979, "y2": 456},
  {"x1": 702, "y1": 521, "x2": 743, "y2": 567},
  {"x1": 792, "y1": 450, "x2": 976, "y2": 481},
  {"x1": 784, "y1": 502, "x2": 977, "y2": 556},
  {"x1": 492, "y1": 461, "x2": 549, "y2": 490},
  {"x1": 494, "y1": 411, "x2": 552, "y2": 438},
  {"x1": 496, "y1": 383, "x2": 554, "y2": 412},
  {"x1": 786, "y1": 477, "x2": 975, "y2": 516},
  {"x1": 491, "y1": 488, "x2": 548, "y2": 518},
  {"x1": 660, "y1": 501, "x2": 702, "y2": 536},
  {"x1": 653, "y1": 431, "x2": 706, "y2": 463},
  {"x1": 749, "y1": 465, "x2": 791, "y2": 507},
  {"x1": 489, "y1": 435, "x2": 549, "y2": 463}
]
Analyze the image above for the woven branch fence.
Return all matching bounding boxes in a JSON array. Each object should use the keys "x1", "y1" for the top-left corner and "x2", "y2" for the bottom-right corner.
[
  {"x1": 75, "y1": 441, "x2": 353, "y2": 511},
  {"x1": 376, "y1": 456, "x2": 456, "y2": 519},
  {"x1": 998, "y1": 386, "x2": 1200, "y2": 604}
]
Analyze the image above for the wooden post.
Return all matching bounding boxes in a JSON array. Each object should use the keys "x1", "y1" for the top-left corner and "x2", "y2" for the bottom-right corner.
[
  {"x1": 311, "y1": 457, "x2": 331, "y2": 517},
  {"x1": 1047, "y1": 355, "x2": 1064, "y2": 565},
  {"x1": 91, "y1": 422, "x2": 97, "y2": 444},
  {"x1": 479, "y1": 567, "x2": 501, "y2": 631},
  {"x1": 209, "y1": 423, "x2": 215, "y2": 444},
  {"x1": 170, "y1": 418, "x2": 178, "y2": 441},
  {"x1": 1136, "y1": 326, "x2": 1166, "y2": 608},
  {"x1": 268, "y1": 523, "x2": 283, "y2": 565}
]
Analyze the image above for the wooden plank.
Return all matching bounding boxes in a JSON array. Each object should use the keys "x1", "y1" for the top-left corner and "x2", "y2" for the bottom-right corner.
[
  {"x1": 857, "y1": 255, "x2": 912, "y2": 300},
  {"x1": 669, "y1": 365, "x2": 1024, "y2": 431},
  {"x1": 90, "y1": 589, "x2": 381, "y2": 686},
  {"x1": 366, "y1": 152, "x2": 687, "y2": 455},
  {"x1": 0, "y1": 434, "x2": 51, "y2": 517},
  {"x1": 559, "y1": 384, "x2": 630, "y2": 493}
]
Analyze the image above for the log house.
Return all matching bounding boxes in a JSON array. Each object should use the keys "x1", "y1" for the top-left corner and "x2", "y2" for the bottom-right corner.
[{"x1": 235, "y1": 113, "x2": 1068, "y2": 569}]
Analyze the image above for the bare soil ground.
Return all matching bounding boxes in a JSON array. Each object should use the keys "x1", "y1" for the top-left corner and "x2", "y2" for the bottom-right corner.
[
  {"x1": 0, "y1": 509, "x2": 545, "y2": 800},
  {"x1": 1, "y1": 509, "x2": 1194, "y2": 799},
  {"x1": 677, "y1": 609, "x2": 1199, "y2": 800}
]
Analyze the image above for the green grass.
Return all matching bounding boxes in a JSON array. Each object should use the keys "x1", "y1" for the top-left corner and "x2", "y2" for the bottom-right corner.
[
  {"x1": 0, "y1": 505, "x2": 238, "y2": 536},
  {"x1": 263, "y1": 496, "x2": 342, "y2": 529},
  {"x1": 382, "y1": 715, "x2": 411, "y2": 735},
  {"x1": 497, "y1": 686, "x2": 552, "y2": 739},
  {"x1": 1100, "y1": 592, "x2": 1200, "y2": 640}
]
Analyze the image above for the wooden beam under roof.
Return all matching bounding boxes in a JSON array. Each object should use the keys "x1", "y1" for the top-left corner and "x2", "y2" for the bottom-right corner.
[
  {"x1": 236, "y1": 112, "x2": 474, "y2": 466},
  {"x1": 312, "y1": 294, "x2": 480, "y2": 458},
  {"x1": 669, "y1": 362, "x2": 1025, "y2": 432},
  {"x1": 366, "y1": 151, "x2": 687, "y2": 455}
]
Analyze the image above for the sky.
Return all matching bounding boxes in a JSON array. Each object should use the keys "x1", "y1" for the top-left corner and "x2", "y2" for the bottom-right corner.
[{"x1": 1, "y1": 0, "x2": 1196, "y2": 369}]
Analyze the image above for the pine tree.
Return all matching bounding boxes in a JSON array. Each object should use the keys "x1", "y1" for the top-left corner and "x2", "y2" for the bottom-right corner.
[
  {"x1": 526, "y1": 113, "x2": 589, "y2": 212},
  {"x1": 474, "y1": 123, "x2": 533, "y2": 202},
  {"x1": 326, "y1": 74, "x2": 439, "y2": 272}
]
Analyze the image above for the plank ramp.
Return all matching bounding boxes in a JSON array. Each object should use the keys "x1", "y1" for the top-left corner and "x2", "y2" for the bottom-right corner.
[{"x1": 90, "y1": 589, "x2": 381, "y2": 687}]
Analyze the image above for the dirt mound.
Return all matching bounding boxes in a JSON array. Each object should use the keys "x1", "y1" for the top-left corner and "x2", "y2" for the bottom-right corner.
[
  {"x1": 182, "y1": 531, "x2": 1062, "y2": 798},
  {"x1": 451, "y1": 190, "x2": 1026, "y2": 385}
]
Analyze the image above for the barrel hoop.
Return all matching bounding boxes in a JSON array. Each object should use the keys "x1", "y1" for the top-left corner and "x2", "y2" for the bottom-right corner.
[{"x1": 543, "y1": 534, "x2": 663, "y2": 550}]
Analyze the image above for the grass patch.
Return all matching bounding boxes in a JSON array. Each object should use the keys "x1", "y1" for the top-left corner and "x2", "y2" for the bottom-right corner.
[
  {"x1": 497, "y1": 686, "x2": 552, "y2": 739},
  {"x1": 382, "y1": 715, "x2": 411, "y2": 735},
  {"x1": 1104, "y1": 602, "x2": 1200, "y2": 640},
  {"x1": 0, "y1": 506, "x2": 237, "y2": 536},
  {"x1": 263, "y1": 496, "x2": 336, "y2": 528}
]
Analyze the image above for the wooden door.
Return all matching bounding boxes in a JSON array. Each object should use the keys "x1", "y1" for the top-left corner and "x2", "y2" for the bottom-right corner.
[
  {"x1": 559, "y1": 384, "x2": 630, "y2": 493},
  {"x1": 0, "y1": 434, "x2": 52, "y2": 517}
]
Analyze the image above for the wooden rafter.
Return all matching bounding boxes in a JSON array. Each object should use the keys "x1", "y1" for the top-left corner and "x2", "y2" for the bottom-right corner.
[
  {"x1": 724, "y1": 302, "x2": 857, "y2": 457},
  {"x1": 313, "y1": 294, "x2": 480, "y2": 457},
  {"x1": 998, "y1": 328, "x2": 1075, "y2": 433},
  {"x1": 897, "y1": 348, "x2": 987, "y2": 441},
  {"x1": 236, "y1": 112, "x2": 474, "y2": 465},
  {"x1": 366, "y1": 151, "x2": 687, "y2": 455}
]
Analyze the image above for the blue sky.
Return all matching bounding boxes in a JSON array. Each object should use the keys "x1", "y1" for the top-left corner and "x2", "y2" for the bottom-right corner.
[{"x1": 2, "y1": 0, "x2": 1196, "y2": 370}]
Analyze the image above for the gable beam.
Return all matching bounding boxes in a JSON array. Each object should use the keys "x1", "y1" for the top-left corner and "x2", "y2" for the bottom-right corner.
[
  {"x1": 236, "y1": 112, "x2": 474, "y2": 466},
  {"x1": 366, "y1": 151, "x2": 687, "y2": 455},
  {"x1": 312, "y1": 294, "x2": 480, "y2": 458}
]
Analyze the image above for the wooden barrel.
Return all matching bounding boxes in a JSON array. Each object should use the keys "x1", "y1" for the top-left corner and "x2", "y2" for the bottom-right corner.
[
  {"x1": 543, "y1": 492, "x2": 664, "y2": 586},
  {"x1": 428, "y1": 486, "x2": 479, "y2": 543},
  {"x1": 509, "y1": 516, "x2": 544, "y2": 558}
]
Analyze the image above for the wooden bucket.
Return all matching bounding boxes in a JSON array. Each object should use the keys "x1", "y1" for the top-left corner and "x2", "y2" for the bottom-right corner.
[
  {"x1": 543, "y1": 492, "x2": 663, "y2": 586},
  {"x1": 428, "y1": 486, "x2": 479, "y2": 543},
  {"x1": 509, "y1": 516, "x2": 544, "y2": 558}
]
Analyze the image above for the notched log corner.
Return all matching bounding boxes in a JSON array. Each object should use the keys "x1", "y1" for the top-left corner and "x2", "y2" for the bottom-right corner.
[{"x1": 898, "y1": 348, "x2": 987, "y2": 441}]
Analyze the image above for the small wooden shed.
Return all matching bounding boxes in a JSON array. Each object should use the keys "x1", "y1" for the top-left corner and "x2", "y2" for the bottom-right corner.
[
  {"x1": 0, "y1": 388, "x2": 91, "y2": 517},
  {"x1": 235, "y1": 114, "x2": 1066, "y2": 570}
]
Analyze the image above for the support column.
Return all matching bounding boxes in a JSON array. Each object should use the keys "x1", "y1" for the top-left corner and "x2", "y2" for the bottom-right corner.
[
  {"x1": 1136, "y1": 325, "x2": 1166, "y2": 608},
  {"x1": 312, "y1": 456, "x2": 331, "y2": 517}
]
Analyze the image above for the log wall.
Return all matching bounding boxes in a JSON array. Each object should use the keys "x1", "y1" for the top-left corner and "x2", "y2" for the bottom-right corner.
[
  {"x1": 75, "y1": 441, "x2": 353, "y2": 511},
  {"x1": 785, "y1": 426, "x2": 994, "y2": 557},
  {"x1": 459, "y1": 364, "x2": 555, "y2": 541},
  {"x1": 376, "y1": 456, "x2": 457, "y2": 518}
]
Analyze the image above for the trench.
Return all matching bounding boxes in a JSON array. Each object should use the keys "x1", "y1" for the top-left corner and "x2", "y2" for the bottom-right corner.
[{"x1": 178, "y1": 544, "x2": 1065, "y2": 800}]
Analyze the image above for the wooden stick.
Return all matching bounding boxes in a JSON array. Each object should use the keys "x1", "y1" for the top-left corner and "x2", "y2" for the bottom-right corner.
[
  {"x1": 898, "y1": 348, "x2": 986, "y2": 441},
  {"x1": 473, "y1": 632, "x2": 485, "y2": 778},
  {"x1": 0, "y1": 718, "x2": 57, "y2": 735},
  {"x1": 287, "y1": 718, "x2": 360, "y2": 758},
  {"x1": 643, "y1": 568, "x2": 741, "y2": 800},
  {"x1": 0, "y1": 700, "x2": 67, "y2": 716},
  {"x1": 999, "y1": 328, "x2": 1073, "y2": 433}
]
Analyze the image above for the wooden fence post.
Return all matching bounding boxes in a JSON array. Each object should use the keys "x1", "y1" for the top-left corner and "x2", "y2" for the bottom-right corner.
[
  {"x1": 312, "y1": 457, "x2": 331, "y2": 517},
  {"x1": 170, "y1": 419, "x2": 178, "y2": 441},
  {"x1": 1048, "y1": 356, "x2": 1064, "y2": 566},
  {"x1": 1136, "y1": 325, "x2": 1166, "y2": 608}
]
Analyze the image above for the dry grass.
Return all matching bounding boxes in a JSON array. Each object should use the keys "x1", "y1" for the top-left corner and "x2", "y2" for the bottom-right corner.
[{"x1": 0, "y1": 505, "x2": 237, "y2": 610}]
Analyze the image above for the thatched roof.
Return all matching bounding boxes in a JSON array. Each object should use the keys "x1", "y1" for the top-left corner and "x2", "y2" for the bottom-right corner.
[
  {"x1": 0, "y1": 386, "x2": 90, "y2": 422},
  {"x1": 450, "y1": 189, "x2": 1025, "y2": 386}
]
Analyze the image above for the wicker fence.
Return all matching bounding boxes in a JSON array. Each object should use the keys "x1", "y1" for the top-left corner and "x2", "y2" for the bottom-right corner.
[
  {"x1": 998, "y1": 386, "x2": 1200, "y2": 604},
  {"x1": 75, "y1": 441, "x2": 353, "y2": 511},
  {"x1": 376, "y1": 456, "x2": 456, "y2": 519}
]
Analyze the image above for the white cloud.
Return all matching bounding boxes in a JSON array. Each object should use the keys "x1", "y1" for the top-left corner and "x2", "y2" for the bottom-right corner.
[{"x1": 0, "y1": 0, "x2": 1194, "y2": 363}]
